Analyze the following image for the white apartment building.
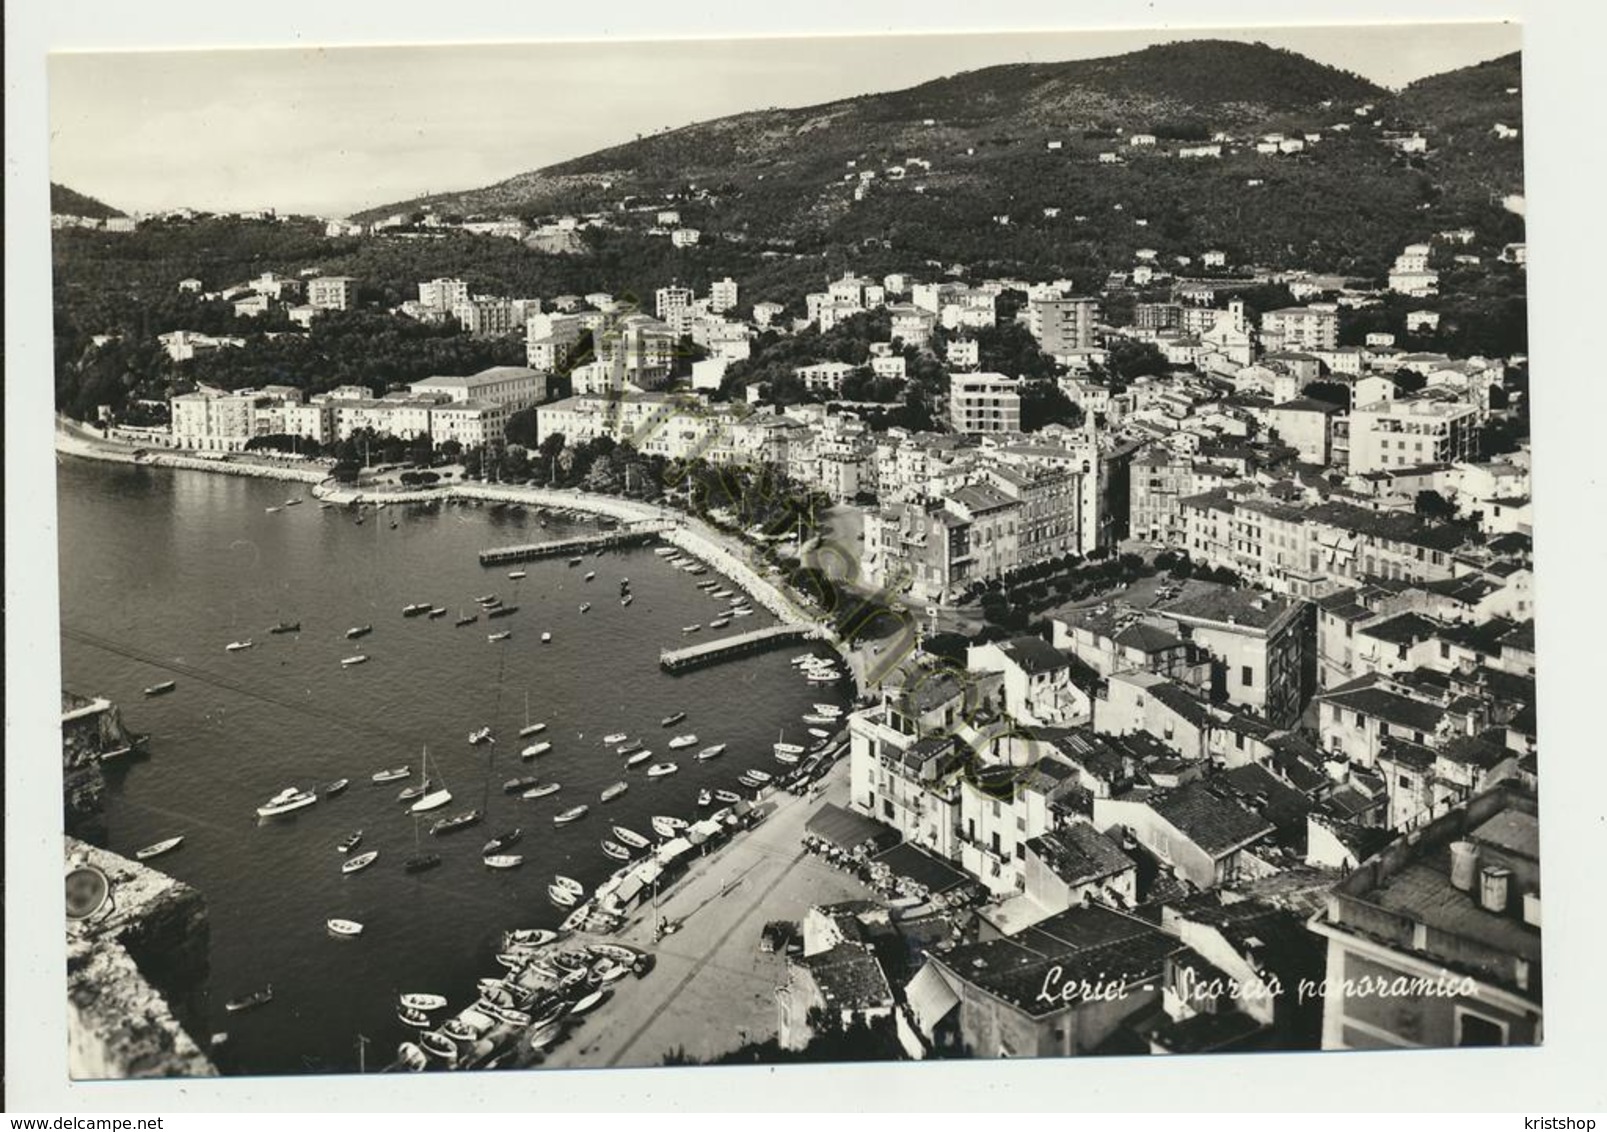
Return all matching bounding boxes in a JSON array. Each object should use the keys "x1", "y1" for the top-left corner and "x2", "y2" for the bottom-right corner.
[
  {"x1": 306, "y1": 276, "x2": 357, "y2": 311},
  {"x1": 1348, "y1": 397, "x2": 1481, "y2": 475},
  {"x1": 655, "y1": 285, "x2": 695, "y2": 336},
  {"x1": 795, "y1": 361, "x2": 857, "y2": 394},
  {"x1": 949, "y1": 373, "x2": 1022, "y2": 435},
  {"x1": 409, "y1": 366, "x2": 546, "y2": 410},
  {"x1": 1259, "y1": 305, "x2": 1340, "y2": 352},
  {"x1": 709, "y1": 276, "x2": 739, "y2": 313},
  {"x1": 418, "y1": 278, "x2": 470, "y2": 311}
]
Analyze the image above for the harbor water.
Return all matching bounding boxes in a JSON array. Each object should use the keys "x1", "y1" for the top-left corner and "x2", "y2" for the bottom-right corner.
[{"x1": 55, "y1": 456, "x2": 848, "y2": 1075}]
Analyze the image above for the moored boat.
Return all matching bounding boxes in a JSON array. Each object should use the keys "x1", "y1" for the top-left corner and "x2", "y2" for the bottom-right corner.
[
  {"x1": 645, "y1": 762, "x2": 679, "y2": 778},
  {"x1": 616, "y1": 740, "x2": 644, "y2": 756},
  {"x1": 508, "y1": 570, "x2": 527, "y2": 580},
  {"x1": 323, "y1": 778, "x2": 349, "y2": 796},
  {"x1": 612, "y1": 825, "x2": 649, "y2": 849},
  {"x1": 397, "y1": 1042, "x2": 428, "y2": 1071},
  {"x1": 697, "y1": 789, "x2": 711, "y2": 807},
  {"x1": 256, "y1": 787, "x2": 317, "y2": 818},
  {"x1": 547, "y1": 884, "x2": 579, "y2": 908},
  {"x1": 708, "y1": 618, "x2": 730, "y2": 629},
  {"x1": 486, "y1": 604, "x2": 519, "y2": 619},
  {"x1": 269, "y1": 620, "x2": 301, "y2": 635},
  {"x1": 143, "y1": 680, "x2": 177, "y2": 697},
  {"x1": 621, "y1": 594, "x2": 634, "y2": 607},
  {"x1": 403, "y1": 852, "x2": 442, "y2": 874},
  {"x1": 427, "y1": 607, "x2": 447, "y2": 619},
  {"x1": 503, "y1": 928, "x2": 557, "y2": 949},
  {"x1": 713, "y1": 789, "x2": 742, "y2": 805},
  {"x1": 341, "y1": 850, "x2": 379, "y2": 874},
  {"x1": 409, "y1": 747, "x2": 452, "y2": 813},
  {"x1": 569, "y1": 988, "x2": 608, "y2": 1016},
  {"x1": 600, "y1": 781, "x2": 629, "y2": 803},
  {"x1": 602, "y1": 732, "x2": 629, "y2": 745},
  {"x1": 541, "y1": 632, "x2": 552, "y2": 643},
  {"x1": 346, "y1": 625, "x2": 372, "y2": 639},
  {"x1": 553, "y1": 804, "x2": 589, "y2": 825},
  {"x1": 135, "y1": 836, "x2": 184, "y2": 861},
  {"x1": 483, "y1": 854, "x2": 524, "y2": 869},
  {"x1": 624, "y1": 750, "x2": 652, "y2": 767},
  {"x1": 522, "y1": 782, "x2": 562, "y2": 800},
  {"x1": 468, "y1": 726, "x2": 494, "y2": 745},
  {"x1": 226, "y1": 640, "x2": 255, "y2": 652},
  {"x1": 483, "y1": 828, "x2": 523, "y2": 856},
  {"x1": 651, "y1": 815, "x2": 687, "y2": 839},
  {"x1": 326, "y1": 918, "x2": 364, "y2": 937},
  {"x1": 429, "y1": 809, "x2": 483, "y2": 835},
  {"x1": 455, "y1": 612, "x2": 478, "y2": 627},
  {"x1": 397, "y1": 779, "x2": 436, "y2": 803},
  {"x1": 372, "y1": 765, "x2": 410, "y2": 783},
  {"x1": 667, "y1": 734, "x2": 697, "y2": 750},
  {"x1": 601, "y1": 839, "x2": 631, "y2": 861},
  {"x1": 521, "y1": 740, "x2": 552, "y2": 759},
  {"x1": 503, "y1": 775, "x2": 540, "y2": 794},
  {"x1": 337, "y1": 830, "x2": 363, "y2": 853},
  {"x1": 808, "y1": 727, "x2": 831, "y2": 739},
  {"x1": 661, "y1": 711, "x2": 687, "y2": 727},
  {"x1": 399, "y1": 993, "x2": 447, "y2": 1013},
  {"x1": 487, "y1": 630, "x2": 512, "y2": 642},
  {"x1": 402, "y1": 603, "x2": 431, "y2": 617},
  {"x1": 746, "y1": 768, "x2": 773, "y2": 783},
  {"x1": 225, "y1": 985, "x2": 273, "y2": 1013},
  {"x1": 341, "y1": 654, "x2": 369, "y2": 667},
  {"x1": 696, "y1": 743, "x2": 726, "y2": 760},
  {"x1": 418, "y1": 1031, "x2": 458, "y2": 1060}
]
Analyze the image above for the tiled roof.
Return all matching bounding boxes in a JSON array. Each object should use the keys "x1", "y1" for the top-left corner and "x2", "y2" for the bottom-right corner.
[
  {"x1": 1025, "y1": 823, "x2": 1134, "y2": 887},
  {"x1": 999, "y1": 636, "x2": 1071, "y2": 675},
  {"x1": 1149, "y1": 780, "x2": 1275, "y2": 856},
  {"x1": 798, "y1": 942, "x2": 894, "y2": 1011},
  {"x1": 1320, "y1": 678, "x2": 1446, "y2": 733}
]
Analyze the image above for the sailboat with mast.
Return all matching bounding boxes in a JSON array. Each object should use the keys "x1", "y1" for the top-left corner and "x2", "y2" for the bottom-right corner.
[
  {"x1": 519, "y1": 693, "x2": 546, "y2": 739},
  {"x1": 403, "y1": 812, "x2": 441, "y2": 874},
  {"x1": 409, "y1": 746, "x2": 452, "y2": 813}
]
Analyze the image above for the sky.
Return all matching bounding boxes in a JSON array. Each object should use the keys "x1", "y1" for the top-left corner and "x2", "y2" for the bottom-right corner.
[{"x1": 48, "y1": 22, "x2": 1521, "y2": 218}]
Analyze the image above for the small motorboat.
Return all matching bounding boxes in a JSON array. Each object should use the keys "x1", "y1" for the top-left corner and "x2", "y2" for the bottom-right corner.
[
  {"x1": 548, "y1": 884, "x2": 579, "y2": 908},
  {"x1": 418, "y1": 1031, "x2": 458, "y2": 1061},
  {"x1": 484, "y1": 854, "x2": 524, "y2": 869},
  {"x1": 397, "y1": 1042, "x2": 428, "y2": 1071},
  {"x1": 486, "y1": 604, "x2": 519, "y2": 619},
  {"x1": 697, "y1": 788, "x2": 712, "y2": 807},
  {"x1": 554, "y1": 875, "x2": 585, "y2": 896},
  {"x1": 813, "y1": 703, "x2": 843, "y2": 717},
  {"x1": 337, "y1": 830, "x2": 363, "y2": 853},
  {"x1": 372, "y1": 765, "x2": 410, "y2": 784},
  {"x1": 487, "y1": 631, "x2": 512, "y2": 642},
  {"x1": 429, "y1": 809, "x2": 484, "y2": 835},
  {"x1": 397, "y1": 780, "x2": 435, "y2": 803},
  {"x1": 579, "y1": 602, "x2": 592, "y2": 613},
  {"x1": 399, "y1": 993, "x2": 447, "y2": 1013},
  {"x1": 403, "y1": 852, "x2": 442, "y2": 874},
  {"x1": 521, "y1": 741, "x2": 552, "y2": 759},
  {"x1": 774, "y1": 739, "x2": 806, "y2": 755},
  {"x1": 522, "y1": 782, "x2": 562, "y2": 800},
  {"x1": 569, "y1": 989, "x2": 608, "y2": 1016},
  {"x1": 733, "y1": 607, "x2": 753, "y2": 617},
  {"x1": 427, "y1": 607, "x2": 447, "y2": 619},
  {"x1": 285, "y1": 498, "x2": 302, "y2": 507},
  {"x1": 651, "y1": 815, "x2": 687, "y2": 839},
  {"x1": 653, "y1": 546, "x2": 677, "y2": 556},
  {"x1": 601, "y1": 839, "x2": 631, "y2": 861},
  {"x1": 774, "y1": 750, "x2": 801, "y2": 765},
  {"x1": 696, "y1": 744, "x2": 726, "y2": 761},
  {"x1": 661, "y1": 711, "x2": 687, "y2": 728},
  {"x1": 613, "y1": 825, "x2": 649, "y2": 849},
  {"x1": 346, "y1": 625, "x2": 372, "y2": 639},
  {"x1": 397, "y1": 1005, "x2": 432, "y2": 1028},
  {"x1": 713, "y1": 789, "x2": 742, "y2": 805},
  {"x1": 323, "y1": 779, "x2": 349, "y2": 797},
  {"x1": 520, "y1": 722, "x2": 547, "y2": 739},
  {"x1": 342, "y1": 850, "x2": 379, "y2": 875},
  {"x1": 541, "y1": 632, "x2": 552, "y2": 643},
  {"x1": 483, "y1": 828, "x2": 523, "y2": 856},
  {"x1": 468, "y1": 727, "x2": 495, "y2": 746},
  {"x1": 624, "y1": 750, "x2": 652, "y2": 767},
  {"x1": 584, "y1": 571, "x2": 596, "y2": 582},
  {"x1": 645, "y1": 762, "x2": 679, "y2": 778},
  {"x1": 265, "y1": 506, "x2": 282, "y2": 514},
  {"x1": 475, "y1": 593, "x2": 498, "y2": 605},
  {"x1": 482, "y1": 1003, "x2": 533, "y2": 1028},
  {"x1": 402, "y1": 603, "x2": 431, "y2": 617},
  {"x1": 256, "y1": 787, "x2": 317, "y2": 818},
  {"x1": 602, "y1": 733, "x2": 629, "y2": 746},
  {"x1": 135, "y1": 836, "x2": 184, "y2": 861},
  {"x1": 667, "y1": 734, "x2": 697, "y2": 750},
  {"x1": 802, "y1": 713, "x2": 837, "y2": 725},
  {"x1": 226, "y1": 640, "x2": 255, "y2": 652},
  {"x1": 621, "y1": 594, "x2": 634, "y2": 607},
  {"x1": 617, "y1": 740, "x2": 644, "y2": 756},
  {"x1": 455, "y1": 613, "x2": 479, "y2": 627},
  {"x1": 681, "y1": 624, "x2": 701, "y2": 634},
  {"x1": 600, "y1": 781, "x2": 629, "y2": 803},
  {"x1": 745, "y1": 769, "x2": 773, "y2": 784},
  {"x1": 327, "y1": 918, "x2": 364, "y2": 937},
  {"x1": 225, "y1": 985, "x2": 273, "y2": 1013},
  {"x1": 738, "y1": 773, "x2": 765, "y2": 789},
  {"x1": 708, "y1": 618, "x2": 730, "y2": 630},
  {"x1": 508, "y1": 570, "x2": 528, "y2": 580},
  {"x1": 269, "y1": 620, "x2": 300, "y2": 635},
  {"x1": 341, "y1": 654, "x2": 369, "y2": 667},
  {"x1": 808, "y1": 727, "x2": 831, "y2": 739},
  {"x1": 143, "y1": 680, "x2": 177, "y2": 697},
  {"x1": 503, "y1": 928, "x2": 557, "y2": 949},
  {"x1": 553, "y1": 804, "x2": 589, "y2": 825},
  {"x1": 503, "y1": 775, "x2": 540, "y2": 794},
  {"x1": 568, "y1": 557, "x2": 584, "y2": 567}
]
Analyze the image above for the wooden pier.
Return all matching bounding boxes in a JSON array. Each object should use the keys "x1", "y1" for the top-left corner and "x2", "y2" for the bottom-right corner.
[
  {"x1": 659, "y1": 624, "x2": 821, "y2": 673},
  {"x1": 478, "y1": 524, "x2": 669, "y2": 567}
]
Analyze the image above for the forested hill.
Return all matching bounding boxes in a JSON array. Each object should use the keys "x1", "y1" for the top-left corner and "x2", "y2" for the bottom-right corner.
[
  {"x1": 52, "y1": 182, "x2": 125, "y2": 218},
  {"x1": 347, "y1": 40, "x2": 1521, "y2": 282}
]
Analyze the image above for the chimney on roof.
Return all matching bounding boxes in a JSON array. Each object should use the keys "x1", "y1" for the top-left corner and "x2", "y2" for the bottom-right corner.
[
  {"x1": 1449, "y1": 840, "x2": 1480, "y2": 891},
  {"x1": 1478, "y1": 864, "x2": 1511, "y2": 914}
]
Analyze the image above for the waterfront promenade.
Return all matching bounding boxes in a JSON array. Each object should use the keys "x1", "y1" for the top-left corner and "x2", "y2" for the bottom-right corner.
[{"x1": 542, "y1": 760, "x2": 873, "y2": 1069}]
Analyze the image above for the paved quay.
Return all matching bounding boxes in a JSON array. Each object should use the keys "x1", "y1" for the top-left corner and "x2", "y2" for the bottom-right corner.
[{"x1": 541, "y1": 760, "x2": 872, "y2": 1069}]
